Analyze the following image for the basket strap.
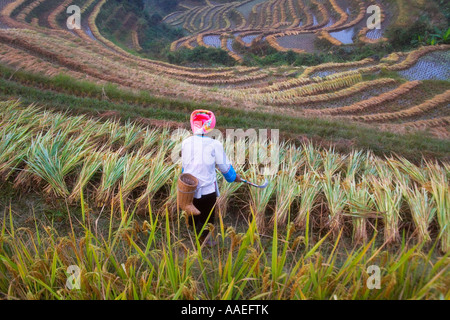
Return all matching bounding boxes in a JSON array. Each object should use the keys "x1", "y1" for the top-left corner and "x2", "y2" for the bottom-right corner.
[{"x1": 177, "y1": 188, "x2": 196, "y2": 194}]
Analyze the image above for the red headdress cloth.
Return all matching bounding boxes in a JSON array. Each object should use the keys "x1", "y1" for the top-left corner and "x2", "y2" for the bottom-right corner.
[{"x1": 190, "y1": 110, "x2": 216, "y2": 135}]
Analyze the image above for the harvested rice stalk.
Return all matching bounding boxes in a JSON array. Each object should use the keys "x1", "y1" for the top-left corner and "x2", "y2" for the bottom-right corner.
[
  {"x1": 141, "y1": 127, "x2": 161, "y2": 153},
  {"x1": 345, "y1": 150, "x2": 366, "y2": 182},
  {"x1": 123, "y1": 121, "x2": 143, "y2": 150},
  {"x1": 26, "y1": 131, "x2": 93, "y2": 198},
  {"x1": 400, "y1": 183, "x2": 436, "y2": 244},
  {"x1": 294, "y1": 170, "x2": 322, "y2": 229},
  {"x1": 115, "y1": 150, "x2": 154, "y2": 204},
  {"x1": 370, "y1": 175, "x2": 403, "y2": 245},
  {"x1": 303, "y1": 142, "x2": 322, "y2": 172},
  {"x1": 137, "y1": 149, "x2": 176, "y2": 207},
  {"x1": 322, "y1": 173, "x2": 346, "y2": 236},
  {"x1": 69, "y1": 151, "x2": 103, "y2": 203},
  {"x1": 217, "y1": 165, "x2": 246, "y2": 218},
  {"x1": 344, "y1": 178, "x2": 374, "y2": 244},
  {"x1": 389, "y1": 157, "x2": 429, "y2": 186},
  {"x1": 426, "y1": 162, "x2": 449, "y2": 252},
  {"x1": 247, "y1": 165, "x2": 277, "y2": 232},
  {"x1": 96, "y1": 149, "x2": 128, "y2": 206},
  {"x1": 0, "y1": 125, "x2": 30, "y2": 180},
  {"x1": 272, "y1": 152, "x2": 301, "y2": 226}
]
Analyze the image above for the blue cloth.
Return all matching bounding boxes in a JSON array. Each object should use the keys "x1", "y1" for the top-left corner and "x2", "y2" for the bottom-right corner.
[{"x1": 222, "y1": 165, "x2": 237, "y2": 183}]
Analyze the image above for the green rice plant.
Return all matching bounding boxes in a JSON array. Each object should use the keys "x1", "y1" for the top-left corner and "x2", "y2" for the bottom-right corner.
[
  {"x1": 345, "y1": 150, "x2": 366, "y2": 182},
  {"x1": 272, "y1": 154, "x2": 301, "y2": 227},
  {"x1": 389, "y1": 156, "x2": 429, "y2": 185},
  {"x1": 322, "y1": 148, "x2": 346, "y2": 177},
  {"x1": 158, "y1": 127, "x2": 180, "y2": 151},
  {"x1": 0, "y1": 101, "x2": 41, "y2": 129},
  {"x1": 247, "y1": 164, "x2": 277, "y2": 232},
  {"x1": 303, "y1": 142, "x2": 323, "y2": 172},
  {"x1": 361, "y1": 151, "x2": 378, "y2": 177},
  {"x1": 96, "y1": 149, "x2": 128, "y2": 206},
  {"x1": 319, "y1": 148, "x2": 347, "y2": 235},
  {"x1": 25, "y1": 130, "x2": 93, "y2": 198},
  {"x1": 141, "y1": 127, "x2": 161, "y2": 153},
  {"x1": 370, "y1": 173, "x2": 403, "y2": 245},
  {"x1": 39, "y1": 110, "x2": 79, "y2": 136},
  {"x1": 98, "y1": 121, "x2": 126, "y2": 147},
  {"x1": 0, "y1": 193, "x2": 449, "y2": 300},
  {"x1": 224, "y1": 136, "x2": 252, "y2": 169},
  {"x1": 137, "y1": 149, "x2": 177, "y2": 208},
  {"x1": 0, "y1": 124, "x2": 30, "y2": 180},
  {"x1": 294, "y1": 170, "x2": 322, "y2": 229},
  {"x1": 122, "y1": 121, "x2": 143, "y2": 151},
  {"x1": 386, "y1": 157, "x2": 411, "y2": 188},
  {"x1": 426, "y1": 162, "x2": 449, "y2": 252},
  {"x1": 115, "y1": 149, "x2": 155, "y2": 205},
  {"x1": 163, "y1": 165, "x2": 182, "y2": 213},
  {"x1": 69, "y1": 150, "x2": 103, "y2": 203},
  {"x1": 217, "y1": 166, "x2": 245, "y2": 218},
  {"x1": 322, "y1": 172, "x2": 347, "y2": 237}
]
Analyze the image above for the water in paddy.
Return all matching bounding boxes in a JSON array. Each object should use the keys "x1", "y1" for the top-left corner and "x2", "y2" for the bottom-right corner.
[
  {"x1": 227, "y1": 39, "x2": 241, "y2": 56},
  {"x1": 312, "y1": 14, "x2": 318, "y2": 26},
  {"x1": 366, "y1": 28, "x2": 383, "y2": 40},
  {"x1": 324, "y1": 18, "x2": 334, "y2": 28},
  {"x1": 84, "y1": 25, "x2": 97, "y2": 42},
  {"x1": 241, "y1": 35, "x2": 258, "y2": 44},
  {"x1": 277, "y1": 33, "x2": 317, "y2": 53},
  {"x1": 203, "y1": 35, "x2": 221, "y2": 48},
  {"x1": 329, "y1": 26, "x2": 356, "y2": 44},
  {"x1": 398, "y1": 51, "x2": 450, "y2": 81}
]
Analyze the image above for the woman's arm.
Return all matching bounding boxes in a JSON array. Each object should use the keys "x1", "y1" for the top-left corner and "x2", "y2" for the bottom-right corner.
[{"x1": 214, "y1": 141, "x2": 241, "y2": 183}]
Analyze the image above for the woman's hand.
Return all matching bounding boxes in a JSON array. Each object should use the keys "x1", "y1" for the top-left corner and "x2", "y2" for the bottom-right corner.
[{"x1": 235, "y1": 174, "x2": 242, "y2": 183}]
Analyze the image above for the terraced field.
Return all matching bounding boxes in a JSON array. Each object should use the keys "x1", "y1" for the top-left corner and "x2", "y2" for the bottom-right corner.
[{"x1": 167, "y1": 0, "x2": 393, "y2": 59}]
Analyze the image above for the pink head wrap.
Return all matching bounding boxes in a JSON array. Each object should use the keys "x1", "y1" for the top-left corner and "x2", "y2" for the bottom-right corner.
[{"x1": 190, "y1": 110, "x2": 216, "y2": 135}]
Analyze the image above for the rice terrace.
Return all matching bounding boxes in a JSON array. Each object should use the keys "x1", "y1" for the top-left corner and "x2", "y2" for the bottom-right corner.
[{"x1": 0, "y1": 0, "x2": 449, "y2": 302}]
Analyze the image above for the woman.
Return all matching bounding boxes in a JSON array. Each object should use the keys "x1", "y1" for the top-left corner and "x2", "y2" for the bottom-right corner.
[{"x1": 181, "y1": 110, "x2": 241, "y2": 245}]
